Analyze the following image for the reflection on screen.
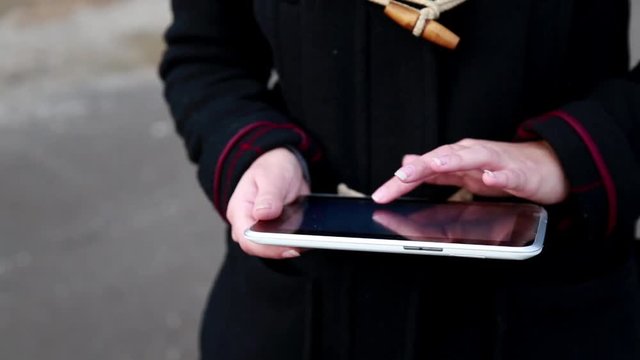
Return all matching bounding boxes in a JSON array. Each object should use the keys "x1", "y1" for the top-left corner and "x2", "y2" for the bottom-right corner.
[{"x1": 253, "y1": 196, "x2": 540, "y2": 247}]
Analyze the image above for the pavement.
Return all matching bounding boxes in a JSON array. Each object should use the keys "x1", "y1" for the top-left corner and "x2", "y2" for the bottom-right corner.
[
  {"x1": 0, "y1": 1, "x2": 224, "y2": 359},
  {"x1": 0, "y1": 1, "x2": 638, "y2": 359}
]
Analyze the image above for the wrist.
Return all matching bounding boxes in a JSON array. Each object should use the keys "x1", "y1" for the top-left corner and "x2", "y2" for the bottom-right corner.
[{"x1": 284, "y1": 146, "x2": 311, "y2": 186}]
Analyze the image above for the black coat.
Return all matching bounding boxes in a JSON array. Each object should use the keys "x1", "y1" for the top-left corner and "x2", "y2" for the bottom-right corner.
[{"x1": 160, "y1": 0, "x2": 640, "y2": 359}]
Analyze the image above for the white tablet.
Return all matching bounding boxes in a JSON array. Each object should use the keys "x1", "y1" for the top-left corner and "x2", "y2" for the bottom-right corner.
[{"x1": 245, "y1": 195, "x2": 547, "y2": 260}]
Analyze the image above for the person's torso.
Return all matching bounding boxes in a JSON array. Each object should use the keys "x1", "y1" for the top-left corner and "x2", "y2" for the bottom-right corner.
[{"x1": 253, "y1": 0, "x2": 630, "y2": 195}]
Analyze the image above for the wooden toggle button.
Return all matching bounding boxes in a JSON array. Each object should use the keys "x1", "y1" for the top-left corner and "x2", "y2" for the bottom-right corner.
[{"x1": 383, "y1": 1, "x2": 460, "y2": 50}]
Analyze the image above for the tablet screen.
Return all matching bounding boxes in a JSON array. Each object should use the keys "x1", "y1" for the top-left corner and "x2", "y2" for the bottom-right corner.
[{"x1": 251, "y1": 196, "x2": 542, "y2": 247}]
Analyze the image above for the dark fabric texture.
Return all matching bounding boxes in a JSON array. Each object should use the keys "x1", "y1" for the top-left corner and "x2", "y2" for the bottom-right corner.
[{"x1": 160, "y1": 0, "x2": 640, "y2": 359}]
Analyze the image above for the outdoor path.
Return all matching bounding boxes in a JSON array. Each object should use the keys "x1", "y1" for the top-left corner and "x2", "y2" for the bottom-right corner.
[{"x1": 0, "y1": 1, "x2": 224, "y2": 359}]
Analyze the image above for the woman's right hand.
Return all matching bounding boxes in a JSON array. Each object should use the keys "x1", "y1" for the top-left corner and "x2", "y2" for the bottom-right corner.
[{"x1": 226, "y1": 147, "x2": 309, "y2": 259}]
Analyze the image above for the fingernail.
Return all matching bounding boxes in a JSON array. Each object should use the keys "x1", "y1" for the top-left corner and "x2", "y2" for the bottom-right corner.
[
  {"x1": 432, "y1": 156, "x2": 447, "y2": 167},
  {"x1": 282, "y1": 250, "x2": 300, "y2": 258},
  {"x1": 394, "y1": 165, "x2": 415, "y2": 181},
  {"x1": 371, "y1": 189, "x2": 386, "y2": 202},
  {"x1": 483, "y1": 169, "x2": 496, "y2": 178},
  {"x1": 255, "y1": 201, "x2": 272, "y2": 211}
]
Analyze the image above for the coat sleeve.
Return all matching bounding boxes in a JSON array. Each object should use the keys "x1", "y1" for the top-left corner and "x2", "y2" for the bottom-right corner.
[
  {"x1": 159, "y1": 0, "x2": 321, "y2": 219},
  {"x1": 517, "y1": 63, "x2": 640, "y2": 243}
]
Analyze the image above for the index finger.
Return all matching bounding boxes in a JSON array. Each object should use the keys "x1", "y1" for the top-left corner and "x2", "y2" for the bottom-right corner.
[
  {"x1": 371, "y1": 176, "x2": 422, "y2": 204},
  {"x1": 372, "y1": 145, "x2": 464, "y2": 203}
]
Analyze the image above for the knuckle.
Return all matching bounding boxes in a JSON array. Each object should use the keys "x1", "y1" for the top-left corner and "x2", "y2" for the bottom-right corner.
[
  {"x1": 440, "y1": 144, "x2": 458, "y2": 154},
  {"x1": 255, "y1": 192, "x2": 273, "y2": 203},
  {"x1": 511, "y1": 169, "x2": 528, "y2": 190},
  {"x1": 415, "y1": 155, "x2": 432, "y2": 169},
  {"x1": 458, "y1": 138, "x2": 476, "y2": 146},
  {"x1": 252, "y1": 166, "x2": 269, "y2": 181},
  {"x1": 477, "y1": 144, "x2": 500, "y2": 165},
  {"x1": 225, "y1": 205, "x2": 235, "y2": 223},
  {"x1": 239, "y1": 239, "x2": 257, "y2": 256},
  {"x1": 445, "y1": 153, "x2": 463, "y2": 167},
  {"x1": 442, "y1": 144, "x2": 455, "y2": 152},
  {"x1": 475, "y1": 143, "x2": 492, "y2": 157},
  {"x1": 230, "y1": 224, "x2": 243, "y2": 242},
  {"x1": 403, "y1": 154, "x2": 419, "y2": 164}
]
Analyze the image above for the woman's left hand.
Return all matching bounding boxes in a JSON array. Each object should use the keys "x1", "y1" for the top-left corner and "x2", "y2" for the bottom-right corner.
[{"x1": 371, "y1": 139, "x2": 569, "y2": 205}]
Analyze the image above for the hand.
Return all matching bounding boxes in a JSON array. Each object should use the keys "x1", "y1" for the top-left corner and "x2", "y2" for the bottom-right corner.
[
  {"x1": 372, "y1": 139, "x2": 569, "y2": 205},
  {"x1": 226, "y1": 148, "x2": 309, "y2": 259}
]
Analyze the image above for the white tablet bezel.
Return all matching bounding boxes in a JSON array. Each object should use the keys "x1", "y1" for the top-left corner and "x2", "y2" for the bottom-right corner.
[{"x1": 244, "y1": 196, "x2": 547, "y2": 260}]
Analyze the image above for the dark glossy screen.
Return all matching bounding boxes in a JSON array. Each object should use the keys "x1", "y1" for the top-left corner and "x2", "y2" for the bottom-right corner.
[{"x1": 251, "y1": 196, "x2": 543, "y2": 247}]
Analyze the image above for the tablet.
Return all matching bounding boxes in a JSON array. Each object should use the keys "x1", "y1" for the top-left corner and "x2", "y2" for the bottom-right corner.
[{"x1": 245, "y1": 195, "x2": 547, "y2": 260}]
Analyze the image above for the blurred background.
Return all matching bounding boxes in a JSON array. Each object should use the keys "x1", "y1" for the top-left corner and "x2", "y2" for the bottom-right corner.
[
  {"x1": 0, "y1": 1, "x2": 223, "y2": 359},
  {"x1": 0, "y1": 1, "x2": 638, "y2": 359}
]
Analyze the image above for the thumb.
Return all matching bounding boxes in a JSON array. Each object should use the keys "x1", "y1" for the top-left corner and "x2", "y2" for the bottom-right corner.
[{"x1": 252, "y1": 175, "x2": 288, "y2": 221}]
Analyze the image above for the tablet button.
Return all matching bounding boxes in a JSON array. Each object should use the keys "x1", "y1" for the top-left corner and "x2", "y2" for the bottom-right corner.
[
  {"x1": 419, "y1": 247, "x2": 443, "y2": 252},
  {"x1": 403, "y1": 246, "x2": 443, "y2": 252}
]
